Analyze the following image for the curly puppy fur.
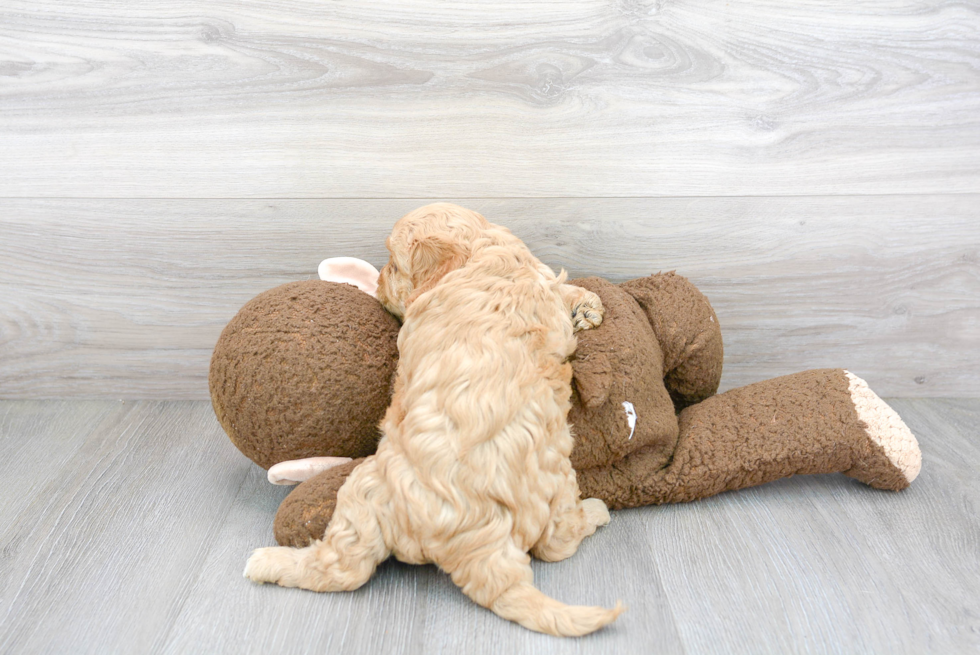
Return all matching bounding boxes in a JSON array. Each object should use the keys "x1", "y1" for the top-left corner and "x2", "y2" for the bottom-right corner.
[{"x1": 245, "y1": 203, "x2": 623, "y2": 636}]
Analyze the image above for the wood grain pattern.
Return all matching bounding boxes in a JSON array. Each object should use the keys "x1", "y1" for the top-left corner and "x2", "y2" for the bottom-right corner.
[
  {"x1": 0, "y1": 399, "x2": 976, "y2": 653},
  {"x1": 0, "y1": 401, "x2": 253, "y2": 654},
  {"x1": 2, "y1": 197, "x2": 977, "y2": 399},
  {"x1": 649, "y1": 397, "x2": 980, "y2": 654},
  {"x1": 0, "y1": 401, "x2": 120, "y2": 537},
  {"x1": 1, "y1": 1, "x2": 978, "y2": 197}
]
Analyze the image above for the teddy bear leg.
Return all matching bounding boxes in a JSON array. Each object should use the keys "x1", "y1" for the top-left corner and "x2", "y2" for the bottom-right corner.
[
  {"x1": 576, "y1": 369, "x2": 921, "y2": 508},
  {"x1": 576, "y1": 446, "x2": 679, "y2": 509},
  {"x1": 273, "y1": 458, "x2": 366, "y2": 547},
  {"x1": 668, "y1": 368, "x2": 921, "y2": 499}
]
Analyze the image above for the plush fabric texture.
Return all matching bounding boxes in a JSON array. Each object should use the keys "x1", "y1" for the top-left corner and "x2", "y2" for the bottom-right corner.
[
  {"x1": 209, "y1": 281, "x2": 400, "y2": 469},
  {"x1": 275, "y1": 458, "x2": 366, "y2": 547},
  {"x1": 576, "y1": 368, "x2": 915, "y2": 509},
  {"x1": 566, "y1": 277, "x2": 678, "y2": 472},
  {"x1": 278, "y1": 367, "x2": 919, "y2": 543},
  {"x1": 206, "y1": 273, "x2": 920, "y2": 547},
  {"x1": 620, "y1": 272, "x2": 723, "y2": 410},
  {"x1": 844, "y1": 371, "x2": 922, "y2": 485}
]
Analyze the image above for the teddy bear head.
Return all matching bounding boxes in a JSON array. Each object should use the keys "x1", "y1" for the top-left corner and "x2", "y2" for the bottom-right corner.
[{"x1": 210, "y1": 262, "x2": 722, "y2": 478}]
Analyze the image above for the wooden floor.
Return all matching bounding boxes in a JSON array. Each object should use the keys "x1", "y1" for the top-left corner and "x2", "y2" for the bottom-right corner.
[{"x1": 0, "y1": 398, "x2": 976, "y2": 654}]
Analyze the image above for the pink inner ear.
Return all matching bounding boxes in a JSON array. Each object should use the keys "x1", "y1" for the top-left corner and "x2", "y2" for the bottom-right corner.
[{"x1": 318, "y1": 257, "x2": 381, "y2": 297}]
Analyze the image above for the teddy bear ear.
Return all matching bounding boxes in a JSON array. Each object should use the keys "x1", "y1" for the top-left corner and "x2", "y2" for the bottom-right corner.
[
  {"x1": 572, "y1": 351, "x2": 613, "y2": 408},
  {"x1": 318, "y1": 257, "x2": 381, "y2": 297}
]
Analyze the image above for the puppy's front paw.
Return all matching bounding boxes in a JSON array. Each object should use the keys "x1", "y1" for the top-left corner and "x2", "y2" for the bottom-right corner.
[
  {"x1": 582, "y1": 498, "x2": 611, "y2": 527},
  {"x1": 571, "y1": 292, "x2": 604, "y2": 332}
]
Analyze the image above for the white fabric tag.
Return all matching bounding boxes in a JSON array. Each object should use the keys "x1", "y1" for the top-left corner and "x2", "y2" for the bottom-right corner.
[{"x1": 622, "y1": 401, "x2": 637, "y2": 440}]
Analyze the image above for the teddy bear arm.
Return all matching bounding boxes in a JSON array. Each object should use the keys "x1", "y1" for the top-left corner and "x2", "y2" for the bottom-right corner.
[
  {"x1": 565, "y1": 276, "x2": 682, "y2": 472},
  {"x1": 620, "y1": 272, "x2": 723, "y2": 410}
]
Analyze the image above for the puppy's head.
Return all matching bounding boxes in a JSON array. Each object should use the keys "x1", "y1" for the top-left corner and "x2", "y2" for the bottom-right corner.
[{"x1": 377, "y1": 203, "x2": 489, "y2": 318}]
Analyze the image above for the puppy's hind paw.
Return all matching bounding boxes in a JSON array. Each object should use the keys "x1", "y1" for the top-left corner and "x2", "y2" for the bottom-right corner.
[
  {"x1": 244, "y1": 546, "x2": 305, "y2": 587},
  {"x1": 571, "y1": 292, "x2": 604, "y2": 332},
  {"x1": 582, "y1": 498, "x2": 611, "y2": 528}
]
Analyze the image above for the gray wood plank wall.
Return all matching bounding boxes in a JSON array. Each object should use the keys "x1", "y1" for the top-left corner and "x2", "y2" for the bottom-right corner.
[
  {"x1": 2, "y1": 0, "x2": 979, "y2": 197},
  {"x1": 1, "y1": 1, "x2": 978, "y2": 398}
]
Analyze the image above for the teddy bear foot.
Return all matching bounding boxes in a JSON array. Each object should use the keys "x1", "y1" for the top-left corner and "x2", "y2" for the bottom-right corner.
[{"x1": 842, "y1": 371, "x2": 922, "y2": 491}]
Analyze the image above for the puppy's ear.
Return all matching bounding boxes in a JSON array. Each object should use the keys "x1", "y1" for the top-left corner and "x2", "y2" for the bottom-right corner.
[{"x1": 408, "y1": 235, "x2": 468, "y2": 300}]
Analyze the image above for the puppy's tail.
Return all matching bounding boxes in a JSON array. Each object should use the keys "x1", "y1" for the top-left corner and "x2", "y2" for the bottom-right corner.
[
  {"x1": 446, "y1": 541, "x2": 624, "y2": 637},
  {"x1": 491, "y1": 581, "x2": 625, "y2": 637}
]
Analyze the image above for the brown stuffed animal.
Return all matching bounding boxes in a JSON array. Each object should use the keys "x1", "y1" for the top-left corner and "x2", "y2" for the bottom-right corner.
[
  {"x1": 209, "y1": 279, "x2": 399, "y2": 470},
  {"x1": 210, "y1": 262, "x2": 921, "y2": 548}
]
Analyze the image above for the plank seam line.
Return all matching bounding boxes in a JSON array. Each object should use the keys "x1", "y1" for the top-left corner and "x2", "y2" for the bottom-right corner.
[
  {"x1": 151, "y1": 422, "x2": 255, "y2": 655},
  {"x1": 2, "y1": 193, "x2": 980, "y2": 201}
]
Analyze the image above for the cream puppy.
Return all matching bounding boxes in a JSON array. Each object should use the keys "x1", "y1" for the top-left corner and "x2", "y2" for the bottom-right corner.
[{"x1": 245, "y1": 203, "x2": 622, "y2": 636}]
